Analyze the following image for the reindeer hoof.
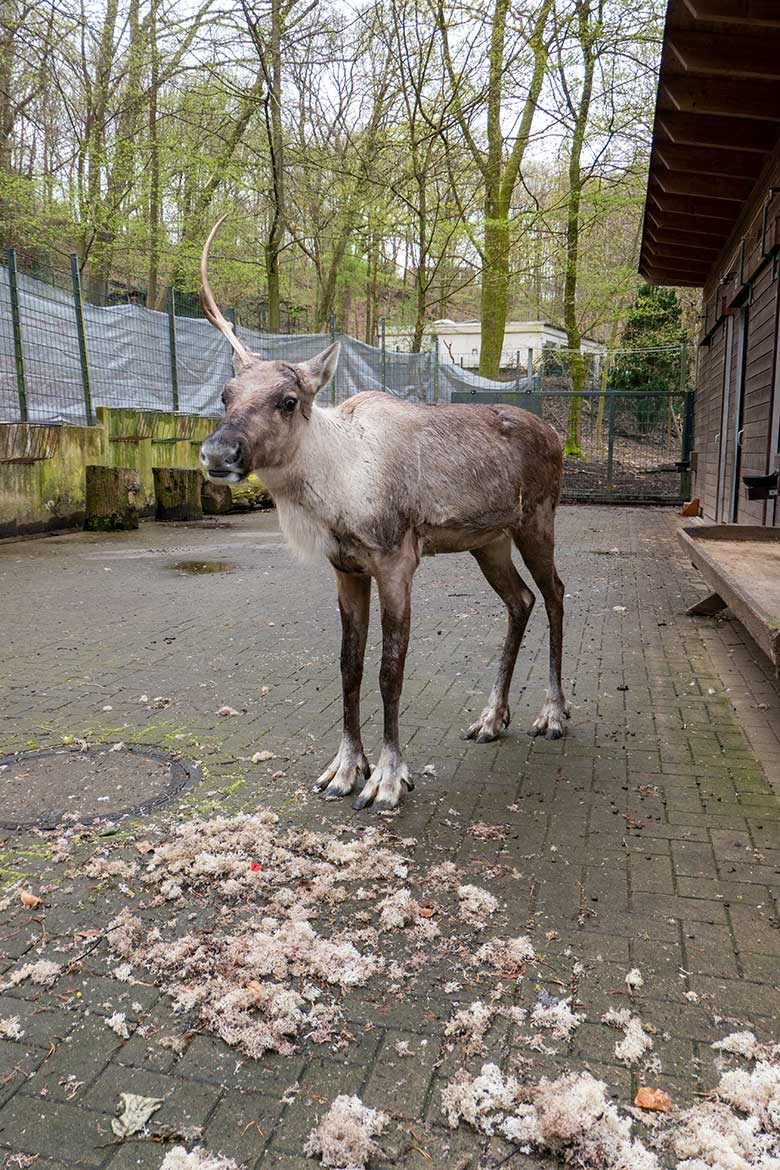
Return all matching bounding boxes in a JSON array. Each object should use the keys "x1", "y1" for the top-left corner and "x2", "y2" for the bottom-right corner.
[
  {"x1": 464, "y1": 705, "x2": 510, "y2": 743},
  {"x1": 371, "y1": 798, "x2": 400, "y2": 815},
  {"x1": 314, "y1": 742, "x2": 369, "y2": 799},
  {"x1": 530, "y1": 698, "x2": 570, "y2": 740},
  {"x1": 352, "y1": 750, "x2": 410, "y2": 812}
]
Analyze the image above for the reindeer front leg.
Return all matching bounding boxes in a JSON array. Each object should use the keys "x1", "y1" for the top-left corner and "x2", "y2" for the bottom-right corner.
[
  {"x1": 314, "y1": 571, "x2": 371, "y2": 799},
  {"x1": 353, "y1": 548, "x2": 417, "y2": 813}
]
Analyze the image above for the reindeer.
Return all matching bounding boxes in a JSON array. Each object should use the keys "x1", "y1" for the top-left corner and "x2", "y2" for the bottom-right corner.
[{"x1": 198, "y1": 219, "x2": 569, "y2": 812}]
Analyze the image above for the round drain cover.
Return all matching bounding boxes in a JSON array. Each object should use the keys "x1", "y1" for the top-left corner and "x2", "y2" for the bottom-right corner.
[{"x1": 0, "y1": 745, "x2": 198, "y2": 830}]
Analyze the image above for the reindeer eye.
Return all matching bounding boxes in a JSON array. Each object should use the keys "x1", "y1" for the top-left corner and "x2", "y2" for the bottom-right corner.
[{"x1": 281, "y1": 395, "x2": 298, "y2": 414}]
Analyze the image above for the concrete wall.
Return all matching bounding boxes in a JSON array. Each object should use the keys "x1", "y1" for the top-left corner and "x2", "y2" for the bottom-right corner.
[{"x1": 0, "y1": 408, "x2": 269, "y2": 539}]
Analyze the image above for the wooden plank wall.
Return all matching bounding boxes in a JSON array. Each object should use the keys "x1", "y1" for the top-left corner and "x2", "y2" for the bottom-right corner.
[
  {"x1": 694, "y1": 145, "x2": 780, "y2": 527},
  {"x1": 695, "y1": 320, "x2": 726, "y2": 522}
]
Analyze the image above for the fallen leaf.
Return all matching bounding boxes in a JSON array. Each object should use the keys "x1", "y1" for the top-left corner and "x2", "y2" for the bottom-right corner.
[
  {"x1": 251, "y1": 750, "x2": 276, "y2": 763},
  {"x1": 134, "y1": 841, "x2": 154, "y2": 855},
  {"x1": 74, "y1": 929, "x2": 102, "y2": 941},
  {"x1": 418, "y1": 906, "x2": 436, "y2": 918},
  {"x1": 245, "y1": 979, "x2": 264, "y2": 999},
  {"x1": 20, "y1": 891, "x2": 42, "y2": 909},
  {"x1": 634, "y1": 1087, "x2": 671, "y2": 1112},
  {"x1": 111, "y1": 1092, "x2": 164, "y2": 1138}
]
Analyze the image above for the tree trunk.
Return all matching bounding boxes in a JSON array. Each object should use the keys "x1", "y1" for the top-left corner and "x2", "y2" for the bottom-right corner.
[
  {"x1": 146, "y1": 0, "x2": 161, "y2": 307},
  {"x1": 480, "y1": 212, "x2": 510, "y2": 378},
  {"x1": 153, "y1": 467, "x2": 203, "y2": 521},
  {"x1": 562, "y1": 0, "x2": 596, "y2": 460},
  {"x1": 90, "y1": 0, "x2": 145, "y2": 302},
  {"x1": 264, "y1": 0, "x2": 284, "y2": 332},
  {"x1": 85, "y1": 465, "x2": 141, "y2": 530},
  {"x1": 167, "y1": 75, "x2": 263, "y2": 298}
]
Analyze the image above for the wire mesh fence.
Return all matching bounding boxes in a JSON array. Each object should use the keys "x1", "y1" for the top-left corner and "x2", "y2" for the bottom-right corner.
[{"x1": 0, "y1": 250, "x2": 693, "y2": 502}]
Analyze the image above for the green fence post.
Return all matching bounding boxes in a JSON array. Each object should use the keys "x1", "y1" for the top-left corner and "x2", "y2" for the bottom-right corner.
[
  {"x1": 329, "y1": 312, "x2": 337, "y2": 404},
  {"x1": 167, "y1": 286, "x2": 179, "y2": 412},
  {"x1": 70, "y1": 254, "x2": 94, "y2": 425},
  {"x1": 606, "y1": 393, "x2": 617, "y2": 488},
  {"x1": 6, "y1": 249, "x2": 28, "y2": 422},
  {"x1": 431, "y1": 333, "x2": 439, "y2": 402},
  {"x1": 681, "y1": 388, "x2": 695, "y2": 499},
  {"x1": 679, "y1": 340, "x2": 689, "y2": 391},
  {"x1": 380, "y1": 315, "x2": 386, "y2": 391}
]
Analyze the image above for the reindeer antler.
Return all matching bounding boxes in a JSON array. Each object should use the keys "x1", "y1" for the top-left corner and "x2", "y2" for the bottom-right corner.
[{"x1": 200, "y1": 216, "x2": 253, "y2": 370}]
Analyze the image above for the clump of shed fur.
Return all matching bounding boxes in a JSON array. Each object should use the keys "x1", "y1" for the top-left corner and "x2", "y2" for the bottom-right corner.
[
  {"x1": 159, "y1": 1149, "x2": 244, "y2": 1170},
  {"x1": 304, "y1": 1094, "x2": 388, "y2": 1169},
  {"x1": 529, "y1": 997, "x2": 584, "y2": 1042},
  {"x1": 457, "y1": 884, "x2": 498, "y2": 925},
  {"x1": 3, "y1": 960, "x2": 62, "y2": 988},
  {"x1": 441, "y1": 1064, "x2": 659, "y2": 1170},
  {"x1": 602, "y1": 1006, "x2": 654, "y2": 1065},
  {"x1": 474, "y1": 935, "x2": 534, "y2": 971}
]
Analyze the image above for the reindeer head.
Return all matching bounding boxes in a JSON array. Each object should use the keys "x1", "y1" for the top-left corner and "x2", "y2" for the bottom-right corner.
[{"x1": 198, "y1": 217, "x2": 339, "y2": 482}]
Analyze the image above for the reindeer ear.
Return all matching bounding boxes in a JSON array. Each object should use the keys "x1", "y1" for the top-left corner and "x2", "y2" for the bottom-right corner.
[{"x1": 298, "y1": 342, "x2": 340, "y2": 393}]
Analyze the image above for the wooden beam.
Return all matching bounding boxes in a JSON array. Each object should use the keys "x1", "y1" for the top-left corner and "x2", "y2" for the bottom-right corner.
[
  {"x1": 646, "y1": 208, "x2": 734, "y2": 235},
  {"x1": 662, "y1": 74, "x2": 780, "y2": 122},
  {"x1": 646, "y1": 242, "x2": 721, "y2": 262},
  {"x1": 649, "y1": 190, "x2": 741, "y2": 220},
  {"x1": 667, "y1": 31, "x2": 780, "y2": 82},
  {"x1": 655, "y1": 169, "x2": 754, "y2": 201},
  {"x1": 654, "y1": 142, "x2": 764, "y2": 179},
  {"x1": 642, "y1": 260, "x2": 709, "y2": 277},
  {"x1": 644, "y1": 231, "x2": 722, "y2": 254},
  {"x1": 683, "y1": 1, "x2": 780, "y2": 28},
  {"x1": 658, "y1": 110, "x2": 779, "y2": 153},
  {"x1": 645, "y1": 220, "x2": 731, "y2": 243},
  {"x1": 642, "y1": 269, "x2": 708, "y2": 287}
]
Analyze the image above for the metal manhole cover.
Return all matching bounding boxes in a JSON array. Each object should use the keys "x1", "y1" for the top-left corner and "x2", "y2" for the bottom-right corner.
[{"x1": 0, "y1": 745, "x2": 198, "y2": 830}]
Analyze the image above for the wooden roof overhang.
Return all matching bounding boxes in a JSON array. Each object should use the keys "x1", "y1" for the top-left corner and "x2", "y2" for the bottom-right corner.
[{"x1": 639, "y1": 0, "x2": 780, "y2": 289}]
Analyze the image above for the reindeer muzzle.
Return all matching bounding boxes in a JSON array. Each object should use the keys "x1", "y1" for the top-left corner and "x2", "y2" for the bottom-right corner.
[{"x1": 199, "y1": 430, "x2": 249, "y2": 483}]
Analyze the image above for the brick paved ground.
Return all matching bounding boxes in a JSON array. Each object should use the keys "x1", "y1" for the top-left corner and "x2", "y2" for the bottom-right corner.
[{"x1": 0, "y1": 505, "x2": 778, "y2": 1170}]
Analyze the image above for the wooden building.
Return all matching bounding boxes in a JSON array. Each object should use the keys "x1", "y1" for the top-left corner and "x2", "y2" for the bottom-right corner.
[{"x1": 639, "y1": 0, "x2": 780, "y2": 528}]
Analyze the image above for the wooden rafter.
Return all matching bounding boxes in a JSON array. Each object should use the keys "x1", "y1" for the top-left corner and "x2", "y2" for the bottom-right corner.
[
  {"x1": 667, "y1": 30, "x2": 780, "y2": 81},
  {"x1": 657, "y1": 111, "x2": 779, "y2": 153},
  {"x1": 654, "y1": 142, "x2": 764, "y2": 179},
  {"x1": 655, "y1": 169, "x2": 754, "y2": 201},
  {"x1": 682, "y1": 1, "x2": 780, "y2": 29},
  {"x1": 662, "y1": 74, "x2": 780, "y2": 121}
]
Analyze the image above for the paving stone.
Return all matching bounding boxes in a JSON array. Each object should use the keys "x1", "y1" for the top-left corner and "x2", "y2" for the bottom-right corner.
[
  {"x1": 269, "y1": 1059, "x2": 364, "y2": 1155},
  {"x1": 0, "y1": 1095, "x2": 109, "y2": 1166},
  {"x1": 83, "y1": 1064, "x2": 221, "y2": 1133},
  {"x1": 24, "y1": 1015, "x2": 123, "y2": 1102},
  {"x1": 202, "y1": 1089, "x2": 283, "y2": 1166}
]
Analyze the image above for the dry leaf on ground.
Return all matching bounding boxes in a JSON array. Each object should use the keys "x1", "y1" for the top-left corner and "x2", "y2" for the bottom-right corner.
[{"x1": 634, "y1": 1087, "x2": 671, "y2": 1112}]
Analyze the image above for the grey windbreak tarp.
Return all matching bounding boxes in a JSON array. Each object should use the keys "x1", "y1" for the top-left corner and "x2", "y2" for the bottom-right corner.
[{"x1": 0, "y1": 268, "x2": 533, "y2": 425}]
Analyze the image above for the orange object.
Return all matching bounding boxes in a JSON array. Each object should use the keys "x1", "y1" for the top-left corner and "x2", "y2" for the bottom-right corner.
[{"x1": 634, "y1": 1087, "x2": 672, "y2": 1112}]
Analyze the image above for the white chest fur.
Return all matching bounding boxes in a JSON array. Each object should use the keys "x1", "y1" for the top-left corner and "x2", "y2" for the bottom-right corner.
[{"x1": 275, "y1": 496, "x2": 337, "y2": 563}]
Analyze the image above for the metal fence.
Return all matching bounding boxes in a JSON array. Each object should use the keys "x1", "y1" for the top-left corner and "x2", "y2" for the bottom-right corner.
[{"x1": 0, "y1": 250, "x2": 693, "y2": 503}]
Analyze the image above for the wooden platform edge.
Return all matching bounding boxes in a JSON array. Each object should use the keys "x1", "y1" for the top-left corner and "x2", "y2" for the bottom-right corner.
[{"x1": 677, "y1": 526, "x2": 779, "y2": 671}]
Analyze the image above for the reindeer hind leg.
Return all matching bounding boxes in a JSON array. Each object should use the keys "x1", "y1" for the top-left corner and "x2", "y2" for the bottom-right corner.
[
  {"x1": 512, "y1": 514, "x2": 569, "y2": 739},
  {"x1": 464, "y1": 535, "x2": 535, "y2": 743}
]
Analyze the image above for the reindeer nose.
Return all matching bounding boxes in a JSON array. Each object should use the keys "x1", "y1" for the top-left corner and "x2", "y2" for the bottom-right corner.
[{"x1": 200, "y1": 431, "x2": 248, "y2": 480}]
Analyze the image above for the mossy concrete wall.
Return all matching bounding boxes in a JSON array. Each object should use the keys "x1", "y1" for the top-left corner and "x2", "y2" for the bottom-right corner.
[{"x1": 0, "y1": 409, "x2": 270, "y2": 539}]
